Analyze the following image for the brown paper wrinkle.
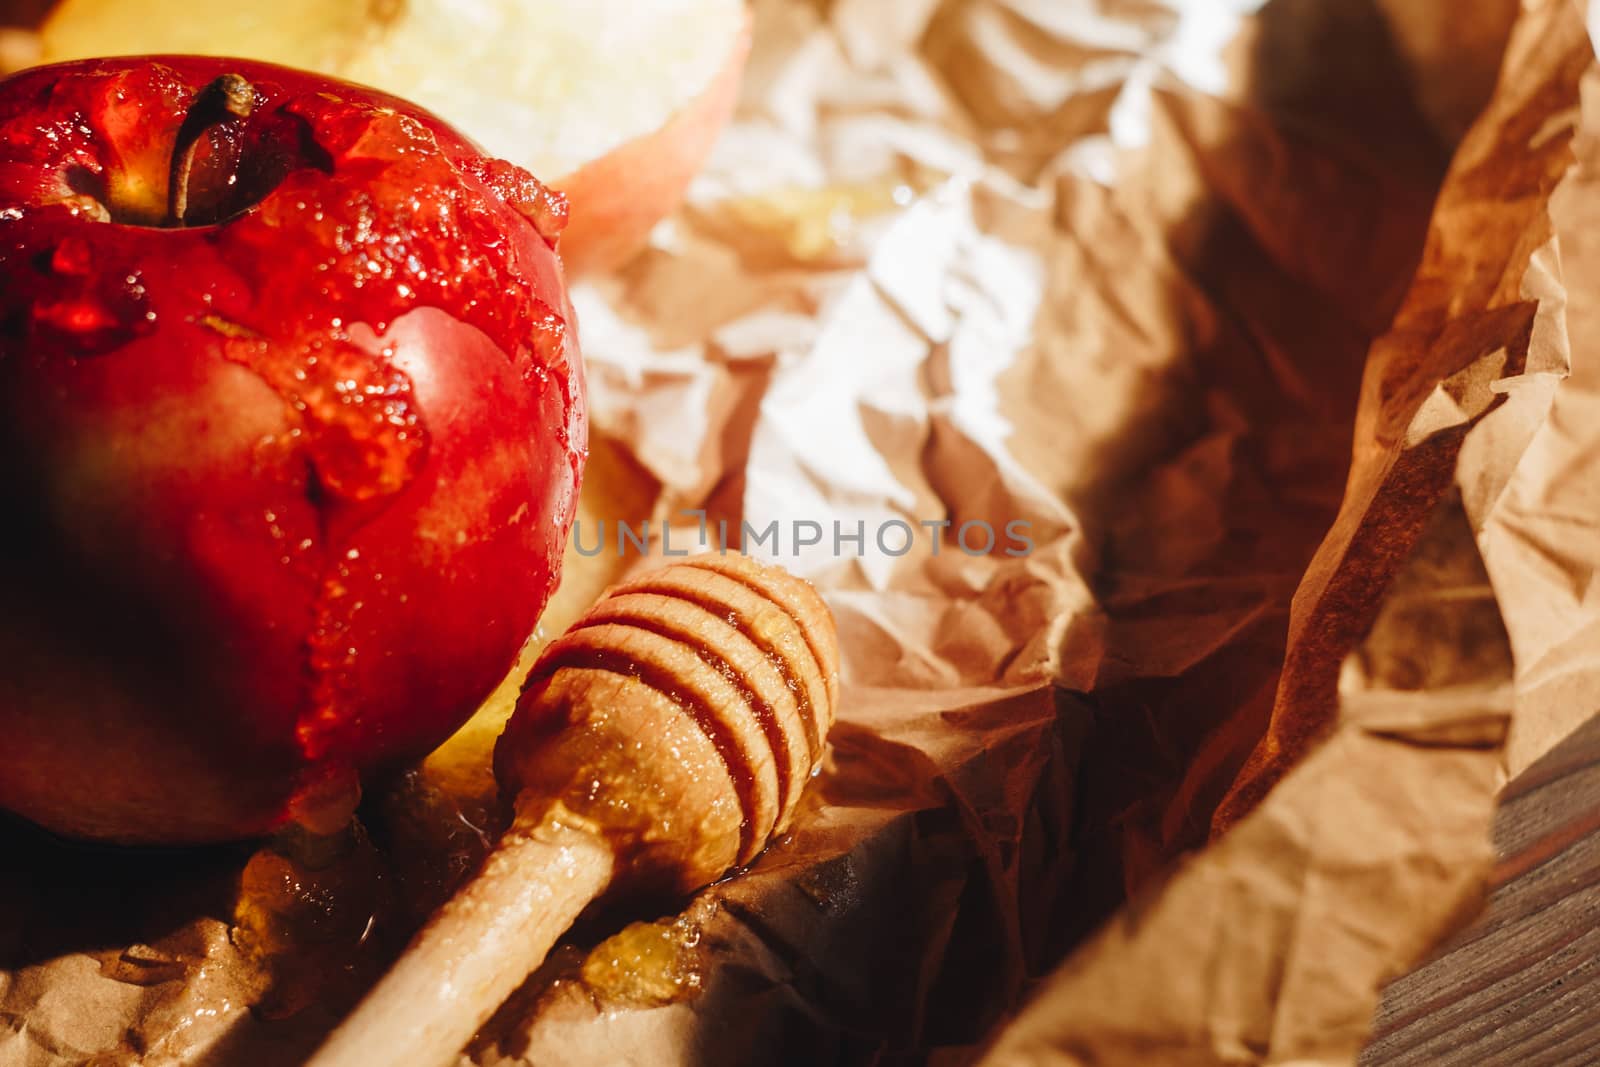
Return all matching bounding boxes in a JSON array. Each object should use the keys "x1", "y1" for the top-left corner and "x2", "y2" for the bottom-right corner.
[
  {"x1": 1215, "y1": 0, "x2": 1590, "y2": 833},
  {"x1": 981, "y1": 501, "x2": 1511, "y2": 1064},
  {"x1": 1478, "y1": 41, "x2": 1600, "y2": 779}
]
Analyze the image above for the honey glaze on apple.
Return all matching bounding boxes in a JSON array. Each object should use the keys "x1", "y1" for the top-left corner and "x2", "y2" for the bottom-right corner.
[
  {"x1": 0, "y1": 56, "x2": 587, "y2": 845},
  {"x1": 26, "y1": 231, "x2": 155, "y2": 354},
  {"x1": 207, "y1": 93, "x2": 586, "y2": 770}
]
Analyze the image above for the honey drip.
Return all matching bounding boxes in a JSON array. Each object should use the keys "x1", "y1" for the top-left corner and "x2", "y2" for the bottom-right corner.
[
  {"x1": 231, "y1": 821, "x2": 391, "y2": 1021},
  {"x1": 579, "y1": 915, "x2": 705, "y2": 1009}
]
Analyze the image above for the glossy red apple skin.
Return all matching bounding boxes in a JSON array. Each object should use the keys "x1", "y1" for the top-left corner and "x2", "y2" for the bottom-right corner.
[{"x1": 0, "y1": 56, "x2": 586, "y2": 844}]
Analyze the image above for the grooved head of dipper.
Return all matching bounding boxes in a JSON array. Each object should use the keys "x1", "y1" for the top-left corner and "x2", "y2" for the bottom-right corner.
[{"x1": 496, "y1": 553, "x2": 840, "y2": 897}]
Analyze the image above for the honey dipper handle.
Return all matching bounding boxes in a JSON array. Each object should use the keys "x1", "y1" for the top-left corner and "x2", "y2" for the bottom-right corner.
[{"x1": 307, "y1": 813, "x2": 614, "y2": 1067}]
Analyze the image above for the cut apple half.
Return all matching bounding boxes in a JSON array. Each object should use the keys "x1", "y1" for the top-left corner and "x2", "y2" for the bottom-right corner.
[{"x1": 38, "y1": 0, "x2": 751, "y2": 274}]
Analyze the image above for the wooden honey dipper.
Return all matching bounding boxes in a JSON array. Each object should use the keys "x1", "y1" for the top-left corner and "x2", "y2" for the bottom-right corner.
[{"x1": 309, "y1": 553, "x2": 839, "y2": 1067}]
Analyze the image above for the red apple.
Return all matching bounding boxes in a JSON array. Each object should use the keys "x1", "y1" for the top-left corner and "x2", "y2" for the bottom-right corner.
[{"x1": 0, "y1": 55, "x2": 586, "y2": 844}]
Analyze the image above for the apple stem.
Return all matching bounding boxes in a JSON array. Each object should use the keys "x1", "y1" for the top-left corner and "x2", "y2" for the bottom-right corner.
[{"x1": 167, "y1": 73, "x2": 255, "y2": 226}]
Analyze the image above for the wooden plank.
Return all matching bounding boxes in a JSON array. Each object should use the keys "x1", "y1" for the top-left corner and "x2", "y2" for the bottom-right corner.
[{"x1": 1364, "y1": 712, "x2": 1600, "y2": 1065}]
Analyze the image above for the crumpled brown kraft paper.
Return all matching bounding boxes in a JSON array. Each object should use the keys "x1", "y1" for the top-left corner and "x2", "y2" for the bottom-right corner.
[
  {"x1": 1213, "y1": 0, "x2": 1589, "y2": 830},
  {"x1": 979, "y1": 498, "x2": 1515, "y2": 1067},
  {"x1": 983, "y1": 0, "x2": 1592, "y2": 1063},
  {"x1": 1478, "y1": 56, "x2": 1600, "y2": 782},
  {"x1": 0, "y1": 0, "x2": 1593, "y2": 1065}
]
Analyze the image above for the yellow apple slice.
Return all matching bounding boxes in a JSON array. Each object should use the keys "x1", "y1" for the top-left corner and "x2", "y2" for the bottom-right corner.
[{"x1": 38, "y1": 0, "x2": 750, "y2": 274}]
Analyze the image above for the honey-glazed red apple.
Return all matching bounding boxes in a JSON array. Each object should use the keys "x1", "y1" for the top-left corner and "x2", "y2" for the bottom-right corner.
[{"x1": 0, "y1": 55, "x2": 586, "y2": 844}]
